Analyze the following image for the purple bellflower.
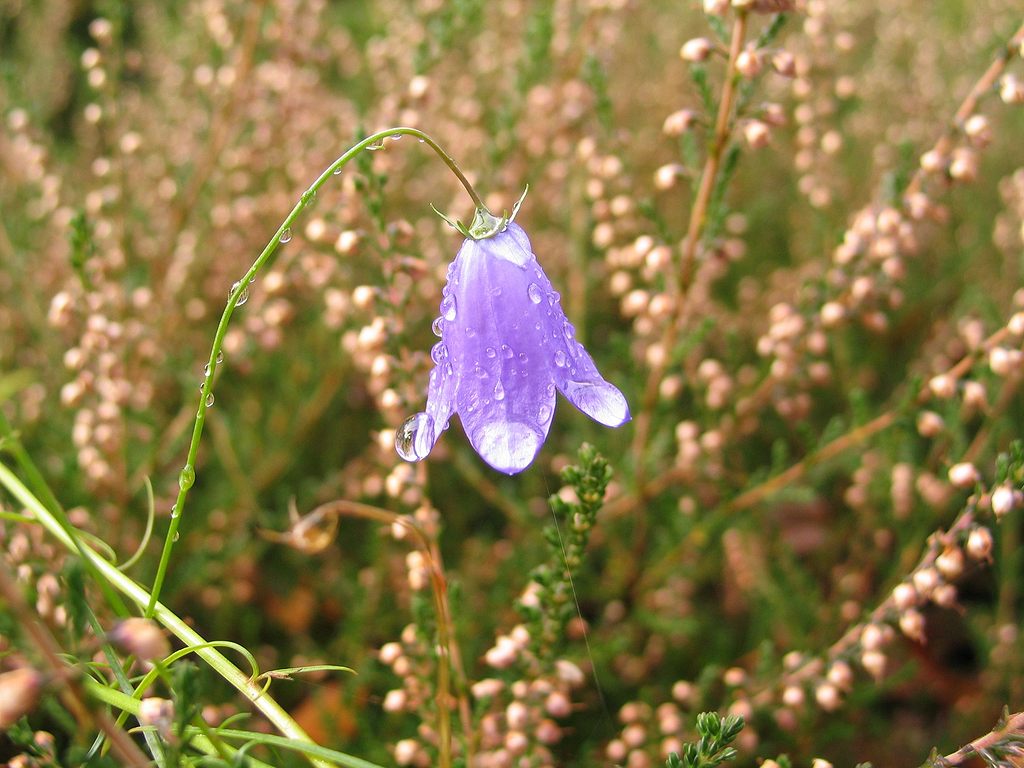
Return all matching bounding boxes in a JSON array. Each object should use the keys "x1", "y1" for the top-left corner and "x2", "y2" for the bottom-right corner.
[{"x1": 396, "y1": 204, "x2": 630, "y2": 474}]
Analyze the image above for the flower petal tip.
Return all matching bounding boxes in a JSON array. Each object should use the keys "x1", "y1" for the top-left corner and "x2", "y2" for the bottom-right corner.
[
  {"x1": 563, "y1": 380, "x2": 631, "y2": 427},
  {"x1": 469, "y1": 421, "x2": 545, "y2": 475}
]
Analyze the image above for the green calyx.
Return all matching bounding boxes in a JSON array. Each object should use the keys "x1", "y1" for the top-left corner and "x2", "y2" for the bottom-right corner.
[{"x1": 432, "y1": 186, "x2": 529, "y2": 240}]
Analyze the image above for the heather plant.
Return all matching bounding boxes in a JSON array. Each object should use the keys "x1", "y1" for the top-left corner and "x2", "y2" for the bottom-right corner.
[{"x1": 2, "y1": 1, "x2": 1024, "y2": 767}]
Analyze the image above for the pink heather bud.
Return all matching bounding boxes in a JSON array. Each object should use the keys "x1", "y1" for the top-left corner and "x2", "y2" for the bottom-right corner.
[
  {"x1": 137, "y1": 697, "x2": 175, "y2": 735},
  {"x1": 949, "y1": 148, "x2": 978, "y2": 182},
  {"x1": 671, "y1": 680, "x2": 695, "y2": 703},
  {"x1": 820, "y1": 301, "x2": 845, "y2": 327},
  {"x1": 899, "y1": 608, "x2": 926, "y2": 643},
  {"x1": 663, "y1": 109, "x2": 699, "y2": 136},
  {"x1": 622, "y1": 723, "x2": 647, "y2": 748},
  {"x1": 505, "y1": 730, "x2": 529, "y2": 755},
  {"x1": 991, "y1": 484, "x2": 1017, "y2": 518},
  {"x1": 607, "y1": 739, "x2": 628, "y2": 762},
  {"x1": 680, "y1": 38, "x2": 714, "y2": 62},
  {"x1": 771, "y1": 50, "x2": 796, "y2": 77},
  {"x1": 861, "y1": 649, "x2": 886, "y2": 680},
  {"x1": 928, "y1": 374, "x2": 957, "y2": 399},
  {"x1": 963, "y1": 114, "x2": 992, "y2": 148},
  {"x1": 860, "y1": 624, "x2": 885, "y2": 652},
  {"x1": 0, "y1": 668, "x2": 43, "y2": 728},
  {"x1": 916, "y1": 410, "x2": 945, "y2": 438},
  {"x1": 723, "y1": 666, "x2": 747, "y2": 686},
  {"x1": 654, "y1": 164, "x2": 686, "y2": 190},
  {"x1": 913, "y1": 567, "x2": 940, "y2": 595},
  {"x1": 378, "y1": 642, "x2": 403, "y2": 665},
  {"x1": 1008, "y1": 312, "x2": 1024, "y2": 336},
  {"x1": 781, "y1": 685, "x2": 805, "y2": 707},
  {"x1": 811, "y1": 759, "x2": 834, "y2": 768},
  {"x1": 936, "y1": 547, "x2": 964, "y2": 579},
  {"x1": 382, "y1": 689, "x2": 407, "y2": 713},
  {"x1": 736, "y1": 47, "x2": 763, "y2": 78},
  {"x1": 1000, "y1": 74, "x2": 1024, "y2": 104},
  {"x1": 536, "y1": 718, "x2": 562, "y2": 745},
  {"x1": 948, "y1": 462, "x2": 980, "y2": 488},
  {"x1": 108, "y1": 617, "x2": 170, "y2": 662},
  {"x1": 394, "y1": 738, "x2": 419, "y2": 766},
  {"x1": 471, "y1": 678, "x2": 504, "y2": 699},
  {"x1": 989, "y1": 346, "x2": 1023, "y2": 377},
  {"x1": 932, "y1": 583, "x2": 958, "y2": 607},
  {"x1": 920, "y1": 149, "x2": 947, "y2": 174},
  {"x1": 555, "y1": 659, "x2": 585, "y2": 687},
  {"x1": 814, "y1": 682, "x2": 841, "y2": 711},
  {"x1": 892, "y1": 582, "x2": 918, "y2": 610},
  {"x1": 545, "y1": 690, "x2": 572, "y2": 718},
  {"x1": 704, "y1": 0, "x2": 729, "y2": 15},
  {"x1": 826, "y1": 659, "x2": 853, "y2": 689},
  {"x1": 962, "y1": 380, "x2": 988, "y2": 410},
  {"x1": 743, "y1": 120, "x2": 771, "y2": 149},
  {"x1": 506, "y1": 701, "x2": 529, "y2": 730},
  {"x1": 966, "y1": 527, "x2": 993, "y2": 561}
]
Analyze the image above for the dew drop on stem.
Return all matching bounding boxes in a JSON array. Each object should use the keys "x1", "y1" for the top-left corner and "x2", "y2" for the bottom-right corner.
[
  {"x1": 280, "y1": 228, "x2": 292, "y2": 244},
  {"x1": 230, "y1": 281, "x2": 250, "y2": 306},
  {"x1": 178, "y1": 464, "x2": 195, "y2": 491},
  {"x1": 205, "y1": 392, "x2": 215, "y2": 407}
]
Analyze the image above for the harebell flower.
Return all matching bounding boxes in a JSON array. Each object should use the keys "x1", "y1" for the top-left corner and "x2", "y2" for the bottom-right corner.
[{"x1": 397, "y1": 199, "x2": 630, "y2": 474}]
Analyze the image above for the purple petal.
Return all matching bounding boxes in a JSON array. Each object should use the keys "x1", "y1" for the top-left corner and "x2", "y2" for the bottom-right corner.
[{"x1": 444, "y1": 229, "x2": 557, "y2": 474}]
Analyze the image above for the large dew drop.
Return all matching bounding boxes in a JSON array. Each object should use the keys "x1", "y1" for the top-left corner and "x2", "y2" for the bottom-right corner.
[
  {"x1": 230, "y1": 281, "x2": 250, "y2": 306},
  {"x1": 395, "y1": 412, "x2": 435, "y2": 462},
  {"x1": 528, "y1": 283, "x2": 543, "y2": 304},
  {"x1": 178, "y1": 463, "x2": 196, "y2": 490},
  {"x1": 441, "y1": 295, "x2": 458, "y2": 321}
]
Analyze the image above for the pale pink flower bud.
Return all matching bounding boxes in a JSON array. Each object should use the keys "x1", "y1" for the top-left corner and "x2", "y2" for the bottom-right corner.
[
  {"x1": 545, "y1": 690, "x2": 572, "y2": 718},
  {"x1": 811, "y1": 759, "x2": 834, "y2": 768},
  {"x1": 892, "y1": 582, "x2": 918, "y2": 610},
  {"x1": 663, "y1": 109, "x2": 699, "y2": 136},
  {"x1": 704, "y1": 0, "x2": 729, "y2": 15},
  {"x1": 916, "y1": 410, "x2": 945, "y2": 438},
  {"x1": 991, "y1": 484, "x2": 1016, "y2": 518},
  {"x1": 826, "y1": 659, "x2": 853, "y2": 689},
  {"x1": 861, "y1": 649, "x2": 886, "y2": 680},
  {"x1": 0, "y1": 668, "x2": 43, "y2": 729},
  {"x1": 536, "y1": 718, "x2": 562, "y2": 745},
  {"x1": 655, "y1": 164, "x2": 686, "y2": 190},
  {"x1": 1000, "y1": 74, "x2": 1024, "y2": 104},
  {"x1": 928, "y1": 374, "x2": 957, "y2": 399},
  {"x1": 680, "y1": 38, "x2": 714, "y2": 62},
  {"x1": 1008, "y1": 312, "x2": 1024, "y2": 336},
  {"x1": 935, "y1": 547, "x2": 964, "y2": 579},
  {"x1": 622, "y1": 723, "x2": 647, "y2": 748},
  {"x1": 506, "y1": 701, "x2": 529, "y2": 730},
  {"x1": 966, "y1": 527, "x2": 993, "y2": 561},
  {"x1": 379, "y1": 642, "x2": 403, "y2": 665},
  {"x1": 948, "y1": 462, "x2": 980, "y2": 488},
  {"x1": 394, "y1": 738, "x2": 419, "y2": 766},
  {"x1": 771, "y1": 50, "x2": 796, "y2": 77},
  {"x1": 899, "y1": 608, "x2": 926, "y2": 642},
  {"x1": 913, "y1": 567, "x2": 940, "y2": 595},
  {"x1": 920, "y1": 149, "x2": 947, "y2": 174},
  {"x1": 964, "y1": 114, "x2": 992, "y2": 148},
  {"x1": 860, "y1": 624, "x2": 885, "y2": 651},
  {"x1": 932, "y1": 583, "x2": 958, "y2": 607},
  {"x1": 949, "y1": 148, "x2": 978, "y2": 182},
  {"x1": 383, "y1": 689, "x2": 407, "y2": 712},
  {"x1": 606, "y1": 739, "x2": 628, "y2": 762},
  {"x1": 736, "y1": 47, "x2": 762, "y2": 78},
  {"x1": 743, "y1": 120, "x2": 770, "y2": 149},
  {"x1": 815, "y1": 682, "x2": 840, "y2": 711},
  {"x1": 108, "y1": 618, "x2": 170, "y2": 662},
  {"x1": 782, "y1": 685, "x2": 805, "y2": 707}
]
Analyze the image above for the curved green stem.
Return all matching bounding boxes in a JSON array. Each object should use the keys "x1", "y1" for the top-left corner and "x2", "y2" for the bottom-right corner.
[
  {"x1": 0, "y1": 462, "x2": 354, "y2": 768},
  {"x1": 146, "y1": 127, "x2": 485, "y2": 616}
]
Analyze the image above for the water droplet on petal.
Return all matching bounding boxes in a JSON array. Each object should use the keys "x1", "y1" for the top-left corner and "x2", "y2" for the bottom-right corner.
[
  {"x1": 205, "y1": 392, "x2": 215, "y2": 407},
  {"x1": 548, "y1": 291, "x2": 560, "y2": 306},
  {"x1": 280, "y1": 228, "x2": 292, "y2": 244},
  {"x1": 554, "y1": 350, "x2": 567, "y2": 367},
  {"x1": 430, "y1": 342, "x2": 448, "y2": 365},
  {"x1": 465, "y1": 325, "x2": 476, "y2": 338},
  {"x1": 474, "y1": 365, "x2": 488, "y2": 379},
  {"x1": 488, "y1": 286, "x2": 502, "y2": 298},
  {"x1": 395, "y1": 412, "x2": 434, "y2": 461},
  {"x1": 518, "y1": 352, "x2": 529, "y2": 363},
  {"x1": 178, "y1": 464, "x2": 196, "y2": 491},
  {"x1": 562, "y1": 321, "x2": 575, "y2": 343},
  {"x1": 445, "y1": 362, "x2": 454, "y2": 376},
  {"x1": 432, "y1": 317, "x2": 444, "y2": 337},
  {"x1": 528, "y1": 283, "x2": 543, "y2": 304},
  {"x1": 230, "y1": 281, "x2": 250, "y2": 306},
  {"x1": 441, "y1": 295, "x2": 458, "y2": 321},
  {"x1": 493, "y1": 381, "x2": 505, "y2": 401},
  {"x1": 485, "y1": 347, "x2": 497, "y2": 359},
  {"x1": 539, "y1": 405, "x2": 551, "y2": 421},
  {"x1": 501, "y1": 344, "x2": 514, "y2": 359}
]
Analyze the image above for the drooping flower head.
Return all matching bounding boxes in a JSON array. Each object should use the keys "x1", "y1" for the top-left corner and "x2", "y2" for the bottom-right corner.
[{"x1": 397, "y1": 203, "x2": 630, "y2": 474}]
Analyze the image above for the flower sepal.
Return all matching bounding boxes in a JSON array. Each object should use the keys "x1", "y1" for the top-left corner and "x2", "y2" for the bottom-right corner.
[{"x1": 431, "y1": 186, "x2": 530, "y2": 241}]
